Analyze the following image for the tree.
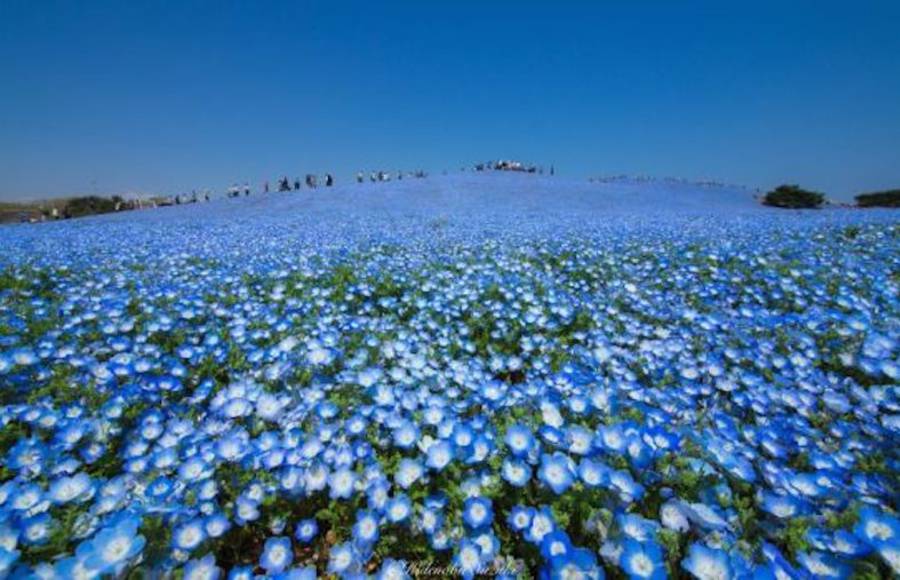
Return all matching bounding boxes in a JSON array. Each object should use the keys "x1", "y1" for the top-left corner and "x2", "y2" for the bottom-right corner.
[
  {"x1": 762, "y1": 184, "x2": 825, "y2": 209},
  {"x1": 855, "y1": 189, "x2": 900, "y2": 208}
]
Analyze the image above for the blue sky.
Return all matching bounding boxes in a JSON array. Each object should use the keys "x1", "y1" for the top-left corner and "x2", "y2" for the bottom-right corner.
[{"x1": 1, "y1": 1, "x2": 899, "y2": 201}]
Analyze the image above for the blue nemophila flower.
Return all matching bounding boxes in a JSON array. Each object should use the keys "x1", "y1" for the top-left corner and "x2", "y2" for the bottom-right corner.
[
  {"x1": 235, "y1": 495, "x2": 261, "y2": 524},
  {"x1": 21, "y1": 513, "x2": 53, "y2": 545},
  {"x1": 385, "y1": 495, "x2": 412, "y2": 523},
  {"x1": 48, "y1": 472, "x2": 93, "y2": 504},
  {"x1": 620, "y1": 540, "x2": 666, "y2": 580},
  {"x1": 260, "y1": 536, "x2": 293, "y2": 574},
  {"x1": 82, "y1": 516, "x2": 146, "y2": 574},
  {"x1": 501, "y1": 457, "x2": 532, "y2": 487},
  {"x1": 539, "y1": 452, "x2": 576, "y2": 494},
  {"x1": 295, "y1": 518, "x2": 318, "y2": 543},
  {"x1": 352, "y1": 510, "x2": 380, "y2": 546},
  {"x1": 504, "y1": 424, "x2": 536, "y2": 457},
  {"x1": 376, "y1": 558, "x2": 411, "y2": 580},
  {"x1": 392, "y1": 421, "x2": 419, "y2": 449},
  {"x1": 609, "y1": 469, "x2": 644, "y2": 503},
  {"x1": 173, "y1": 519, "x2": 207, "y2": 552},
  {"x1": 453, "y1": 538, "x2": 485, "y2": 579},
  {"x1": 228, "y1": 565, "x2": 254, "y2": 580},
  {"x1": 508, "y1": 506, "x2": 534, "y2": 532},
  {"x1": 394, "y1": 459, "x2": 424, "y2": 488},
  {"x1": 327, "y1": 541, "x2": 358, "y2": 575},
  {"x1": 205, "y1": 513, "x2": 232, "y2": 538},
  {"x1": 540, "y1": 529, "x2": 573, "y2": 562},
  {"x1": 759, "y1": 491, "x2": 804, "y2": 519},
  {"x1": 547, "y1": 547, "x2": 604, "y2": 579},
  {"x1": 425, "y1": 440, "x2": 454, "y2": 471},
  {"x1": 684, "y1": 502, "x2": 729, "y2": 531},
  {"x1": 681, "y1": 543, "x2": 732, "y2": 580},
  {"x1": 462, "y1": 497, "x2": 493, "y2": 529},
  {"x1": 525, "y1": 506, "x2": 557, "y2": 544},
  {"x1": 578, "y1": 458, "x2": 610, "y2": 488},
  {"x1": 660, "y1": 500, "x2": 691, "y2": 532},
  {"x1": 617, "y1": 514, "x2": 660, "y2": 542},
  {"x1": 328, "y1": 467, "x2": 358, "y2": 499},
  {"x1": 796, "y1": 550, "x2": 850, "y2": 578},
  {"x1": 854, "y1": 506, "x2": 899, "y2": 547},
  {"x1": 184, "y1": 554, "x2": 221, "y2": 580}
]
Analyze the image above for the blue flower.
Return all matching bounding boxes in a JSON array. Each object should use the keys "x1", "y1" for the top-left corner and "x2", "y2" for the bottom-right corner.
[
  {"x1": 184, "y1": 554, "x2": 221, "y2": 580},
  {"x1": 82, "y1": 516, "x2": 146, "y2": 574},
  {"x1": 525, "y1": 506, "x2": 557, "y2": 544},
  {"x1": 578, "y1": 458, "x2": 610, "y2": 488},
  {"x1": 538, "y1": 452, "x2": 576, "y2": 494},
  {"x1": 392, "y1": 422, "x2": 419, "y2": 449},
  {"x1": 327, "y1": 541, "x2": 358, "y2": 575},
  {"x1": 172, "y1": 519, "x2": 207, "y2": 552},
  {"x1": 462, "y1": 497, "x2": 494, "y2": 529},
  {"x1": 540, "y1": 530, "x2": 573, "y2": 563},
  {"x1": 328, "y1": 467, "x2": 358, "y2": 499},
  {"x1": 547, "y1": 547, "x2": 604, "y2": 579},
  {"x1": 504, "y1": 424, "x2": 536, "y2": 457},
  {"x1": 228, "y1": 565, "x2": 255, "y2": 580},
  {"x1": 376, "y1": 558, "x2": 411, "y2": 579},
  {"x1": 501, "y1": 458, "x2": 532, "y2": 487},
  {"x1": 386, "y1": 495, "x2": 412, "y2": 524},
  {"x1": 295, "y1": 518, "x2": 318, "y2": 543},
  {"x1": 21, "y1": 514, "x2": 52, "y2": 545},
  {"x1": 260, "y1": 536, "x2": 293, "y2": 574},
  {"x1": 453, "y1": 539, "x2": 485, "y2": 579},
  {"x1": 854, "y1": 506, "x2": 899, "y2": 547},
  {"x1": 205, "y1": 513, "x2": 232, "y2": 539},
  {"x1": 681, "y1": 543, "x2": 732, "y2": 580},
  {"x1": 507, "y1": 505, "x2": 534, "y2": 532},
  {"x1": 425, "y1": 440, "x2": 454, "y2": 471},
  {"x1": 394, "y1": 459, "x2": 424, "y2": 488},
  {"x1": 617, "y1": 514, "x2": 660, "y2": 542},
  {"x1": 352, "y1": 510, "x2": 380, "y2": 546},
  {"x1": 620, "y1": 540, "x2": 665, "y2": 580},
  {"x1": 796, "y1": 551, "x2": 850, "y2": 578}
]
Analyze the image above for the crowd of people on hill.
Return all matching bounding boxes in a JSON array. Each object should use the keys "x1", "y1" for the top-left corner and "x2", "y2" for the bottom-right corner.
[
  {"x1": 356, "y1": 170, "x2": 428, "y2": 183},
  {"x1": 473, "y1": 159, "x2": 553, "y2": 175},
  {"x1": 225, "y1": 173, "x2": 336, "y2": 198},
  {"x1": 588, "y1": 175, "x2": 731, "y2": 188}
]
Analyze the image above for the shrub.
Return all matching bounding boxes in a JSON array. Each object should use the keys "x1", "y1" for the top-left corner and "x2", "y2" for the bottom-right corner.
[
  {"x1": 855, "y1": 189, "x2": 900, "y2": 208},
  {"x1": 62, "y1": 196, "x2": 119, "y2": 219},
  {"x1": 762, "y1": 185, "x2": 825, "y2": 209}
]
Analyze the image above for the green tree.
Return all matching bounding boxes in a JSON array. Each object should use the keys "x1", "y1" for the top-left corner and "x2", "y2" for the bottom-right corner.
[
  {"x1": 855, "y1": 189, "x2": 900, "y2": 208},
  {"x1": 763, "y1": 184, "x2": 825, "y2": 209}
]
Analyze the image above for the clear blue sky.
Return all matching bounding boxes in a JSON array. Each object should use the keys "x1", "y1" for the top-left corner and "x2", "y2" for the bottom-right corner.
[{"x1": 1, "y1": 1, "x2": 899, "y2": 201}]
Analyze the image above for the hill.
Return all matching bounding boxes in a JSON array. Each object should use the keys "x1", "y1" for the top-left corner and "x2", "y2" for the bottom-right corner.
[{"x1": 86, "y1": 173, "x2": 764, "y2": 226}]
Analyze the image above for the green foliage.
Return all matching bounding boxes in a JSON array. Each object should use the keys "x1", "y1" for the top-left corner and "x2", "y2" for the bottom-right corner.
[
  {"x1": 855, "y1": 189, "x2": 900, "y2": 208},
  {"x1": 824, "y1": 503, "x2": 860, "y2": 530},
  {"x1": 763, "y1": 184, "x2": 825, "y2": 209},
  {"x1": 779, "y1": 517, "x2": 811, "y2": 559},
  {"x1": 62, "y1": 196, "x2": 121, "y2": 219}
]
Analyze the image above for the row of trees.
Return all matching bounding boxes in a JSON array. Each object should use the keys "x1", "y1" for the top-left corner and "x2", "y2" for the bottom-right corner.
[{"x1": 762, "y1": 185, "x2": 900, "y2": 209}]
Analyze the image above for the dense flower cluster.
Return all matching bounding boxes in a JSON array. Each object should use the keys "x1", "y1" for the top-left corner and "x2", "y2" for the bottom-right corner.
[{"x1": 0, "y1": 192, "x2": 898, "y2": 578}]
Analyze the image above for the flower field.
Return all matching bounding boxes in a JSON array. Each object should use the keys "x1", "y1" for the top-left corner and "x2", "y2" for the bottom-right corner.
[{"x1": 0, "y1": 177, "x2": 898, "y2": 578}]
